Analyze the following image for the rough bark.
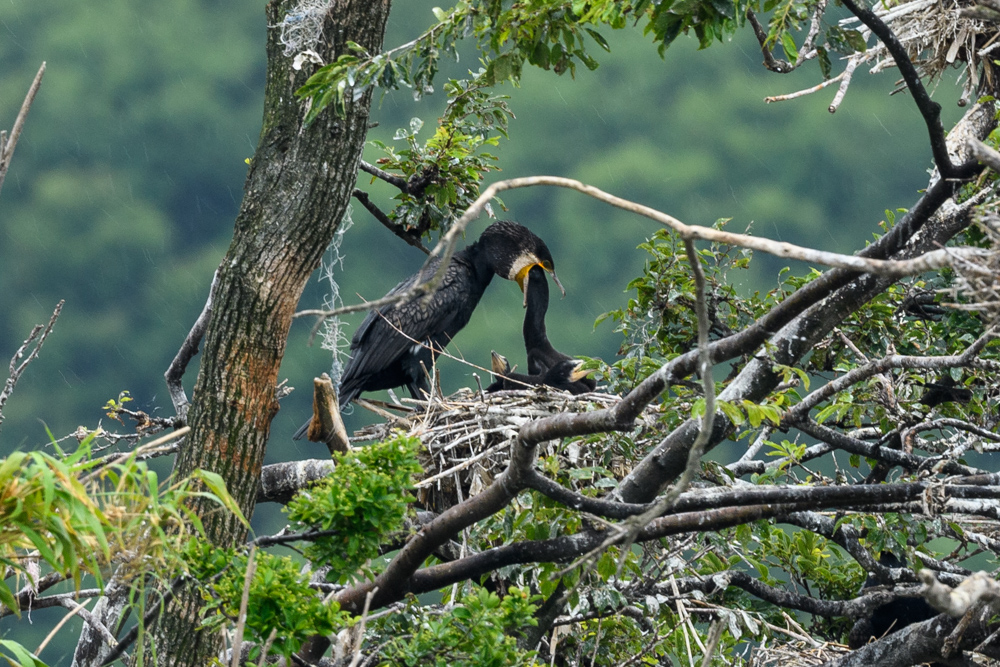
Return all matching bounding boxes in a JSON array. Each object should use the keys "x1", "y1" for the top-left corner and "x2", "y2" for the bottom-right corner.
[{"x1": 151, "y1": 1, "x2": 391, "y2": 665}]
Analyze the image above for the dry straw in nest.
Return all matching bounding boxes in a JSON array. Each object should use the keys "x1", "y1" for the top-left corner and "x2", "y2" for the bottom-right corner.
[{"x1": 352, "y1": 386, "x2": 662, "y2": 514}]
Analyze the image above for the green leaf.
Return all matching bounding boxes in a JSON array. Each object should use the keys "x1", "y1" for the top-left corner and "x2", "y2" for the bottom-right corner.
[
  {"x1": 780, "y1": 32, "x2": 798, "y2": 62},
  {"x1": 0, "y1": 640, "x2": 47, "y2": 667},
  {"x1": 190, "y1": 470, "x2": 248, "y2": 527},
  {"x1": 585, "y1": 28, "x2": 611, "y2": 52},
  {"x1": 845, "y1": 29, "x2": 867, "y2": 53}
]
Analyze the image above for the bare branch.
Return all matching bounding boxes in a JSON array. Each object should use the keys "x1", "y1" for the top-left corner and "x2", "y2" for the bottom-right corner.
[
  {"x1": 829, "y1": 56, "x2": 861, "y2": 113},
  {"x1": 790, "y1": 417, "x2": 982, "y2": 476},
  {"x1": 968, "y1": 137, "x2": 1000, "y2": 172},
  {"x1": 746, "y1": 9, "x2": 794, "y2": 73},
  {"x1": 0, "y1": 62, "x2": 45, "y2": 198},
  {"x1": 920, "y1": 570, "x2": 1000, "y2": 617},
  {"x1": 358, "y1": 160, "x2": 409, "y2": 191},
  {"x1": 785, "y1": 327, "x2": 998, "y2": 422},
  {"x1": 165, "y1": 270, "x2": 218, "y2": 420},
  {"x1": 297, "y1": 174, "x2": 986, "y2": 326},
  {"x1": 0, "y1": 300, "x2": 63, "y2": 431},
  {"x1": 257, "y1": 458, "x2": 336, "y2": 505},
  {"x1": 765, "y1": 71, "x2": 846, "y2": 104},
  {"x1": 352, "y1": 188, "x2": 430, "y2": 255}
]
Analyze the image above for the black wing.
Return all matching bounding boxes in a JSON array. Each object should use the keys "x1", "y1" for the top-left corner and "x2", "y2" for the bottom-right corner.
[{"x1": 339, "y1": 256, "x2": 482, "y2": 400}]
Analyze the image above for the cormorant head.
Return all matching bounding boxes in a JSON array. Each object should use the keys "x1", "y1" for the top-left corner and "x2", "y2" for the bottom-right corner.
[
  {"x1": 478, "y1": 220, "x2": 565, "y2": 298},
  {"x1": 490, "y1": 350, "x2": 511, "y2": 374},
  {"x1": 544, "y1": 359, "x2": 594, "y2": 388}
]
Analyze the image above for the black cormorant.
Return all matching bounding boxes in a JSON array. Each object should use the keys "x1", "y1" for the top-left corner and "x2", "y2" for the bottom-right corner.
[
  {"x1": 521, "y1": 264, "x2": 597, "y2": 394},
  {"x1": 486, "y1": 351, "x2": 590, "y2": 393},
  {"x1": 295, "y1": 220, "x2": 559, "y2": 440},
  {"x1": 848, "y1": 553, "x2": 939, "y2": 652}
]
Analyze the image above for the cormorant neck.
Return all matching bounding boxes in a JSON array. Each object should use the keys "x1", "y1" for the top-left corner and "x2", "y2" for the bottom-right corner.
[{"x1": 523, "y1": 265, "x2": 549, "y2": 348}]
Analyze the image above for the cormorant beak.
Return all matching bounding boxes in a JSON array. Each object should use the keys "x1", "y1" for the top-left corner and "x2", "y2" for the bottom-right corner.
[
  {"x1": 490, "y1": 351, "x2": 510, "y2": 374},
  {"x1": 569, "y1": 361, "x2": 593, "y2": 383},
  {"x1": 549, "y1": 269, "x2": 566, "y2": 299},
  {"x1": 515, "y1": 262, "x2": 566, "y2": 306}
]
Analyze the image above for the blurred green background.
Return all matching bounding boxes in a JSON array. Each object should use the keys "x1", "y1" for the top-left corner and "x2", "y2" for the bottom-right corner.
[{"x1": 0, "y1": 0, "x2": 967, "y2": 658}]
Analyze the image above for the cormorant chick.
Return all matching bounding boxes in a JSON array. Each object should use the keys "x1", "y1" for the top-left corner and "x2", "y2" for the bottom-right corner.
[
  {"x1": 486, "y1": 351, "x2": 591, "y2": 393},
  {"x1": 521, "y1": 264, "x2": 597, "y2": 394},
  {"x1": 848, "y1": 553, "x2": 939, "y2": 651},
  {"x1": 295, "y1": 221, "x2": 559, "y2": 440}
]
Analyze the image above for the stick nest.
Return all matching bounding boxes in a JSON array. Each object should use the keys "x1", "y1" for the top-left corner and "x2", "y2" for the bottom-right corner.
[
  {"x1": 841, "y1": 0, "x2": 997, "y2": 103},
  {"x1": 353, "y1": 387, "x2": 663, "y2": 514},
  {"x1": 946, "y1": 211, "x2": 1000, "y2": 323}
]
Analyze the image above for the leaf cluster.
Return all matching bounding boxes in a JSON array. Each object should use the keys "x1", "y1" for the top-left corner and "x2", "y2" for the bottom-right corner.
[
  {"x1": 186, "y1": 544, "x2": 350, "y2": 660},
  {"x1": 370, "y1": 585, "x2": 539, "y2": 667},
  {"x1": 367, "y1": 76, "x2": 513, "y2": 237},
  {"x1": 0, "y1": 434, "x2": 232, "y2": 614},
  {"x1": 285, "y1": 434, "x2": 422, "y2": 582}
]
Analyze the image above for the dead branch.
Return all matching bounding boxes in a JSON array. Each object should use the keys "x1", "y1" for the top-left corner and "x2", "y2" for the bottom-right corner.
[
  {"x1": 0, "y1": 300, "x2": 63, "y2": 431},
  {"x1": 0, "y1": 62, "x2": 45, "y2": 199},
  {"x1": 165, "y1": 270, "x2": 218, "y2": 420}
]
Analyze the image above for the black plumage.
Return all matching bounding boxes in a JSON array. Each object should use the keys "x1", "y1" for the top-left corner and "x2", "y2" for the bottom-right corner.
[
  {"x1": 295, "y1": 221, "x2": 557, "y2": 440},
  {"x1": 521, "y1": 264, "x2": 597, "y2": 394},
  {"x1": 848, "y1": 553, "x2": 939, "y2": 651},
  {"x1": 486, "y1": 351, "x2": 590, "y2": 393}
]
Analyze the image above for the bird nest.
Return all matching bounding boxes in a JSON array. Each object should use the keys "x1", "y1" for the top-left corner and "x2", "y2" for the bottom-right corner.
[
  {"x1": 839, "y1": 0, "x2": 995, "y2": 102},
  {"x1": 352, "y1": 387, "x2": 663, "y2": 514},
  {"x1": 946, "y1": 212, "x2": 1000, "y2": 324},
  {"x1": 748, "y1": 639, "x2": 998, "y2": 666},
  {"x1": 747, "y1": 640, "x2": 851, "y2": 667}
]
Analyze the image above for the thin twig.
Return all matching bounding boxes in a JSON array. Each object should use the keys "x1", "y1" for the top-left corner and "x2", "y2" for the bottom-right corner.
[
  {"x1": 0, "y1": 300, "x2": 63, "y2": 430},
  {"x1": 766, "y1": 70, "x2": 846, "y2": 104},
  {"x1": 829, "y1": 55, "x2": 861, "y2": 113},
  {"x1": 358, "y1": 160, "x2": 408, "y2": 190},
  {"x1": 231, "y1": 546, "x2": 257, "y2": 667},
  {"x1": 348, "y1": 587, "x2": 378, "y2": 667},
  {"x1": 36, "y1": 598, "x2": 93, "y2": 655},
  {"x1": 0, "y1": 62, "x2": 46, "y2": 198}
]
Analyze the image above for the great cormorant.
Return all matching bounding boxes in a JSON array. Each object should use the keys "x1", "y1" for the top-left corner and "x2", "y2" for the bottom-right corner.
[
  {"x1": 294, "y1": 220, "x2": 559, "y2": 440},
  {"x1": 521, "y1": 264, "x2": 597, "y2": 394},
  {"x1": 486, "y1": 351, "x2": 590, "y2": 393}
]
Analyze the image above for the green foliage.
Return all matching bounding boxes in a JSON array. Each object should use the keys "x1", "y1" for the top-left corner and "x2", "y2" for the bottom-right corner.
[
  {"x1": 0, "y1": 433, "x2": 236, "y2": 613},
  {"x1": 0, "y1": 432, "x2": 242, "y2": 664},
  {"x1": 296, "y1": 2, "x2": 623, "y2": 122},
  {"x1": 371, "y1": 586, "x2": 540, "y2": 666},
  {"x1": 285, "y1": 434, "x2": 423, "y2": 582},
  {"x1": 0, "y1": 640, "x2": 47, "y2": 667},
  {"x1": 366, "y1": 75, "x2": 513, "y2": 236},
  {"x1": 597, "y1": 224, "x2": 755, "y2": 385},
  {"x1": 186, "y1": 544, "x2": 350, "y2": 660}
]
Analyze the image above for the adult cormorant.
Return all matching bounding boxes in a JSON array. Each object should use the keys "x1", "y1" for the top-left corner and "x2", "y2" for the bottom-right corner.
[
  {"x1": 294, "y1": 220, "x2": 558, "y2": 440},
  {"x1": 486, "y1": 351, "x2": 590, "y2": 393},
  {"x1": 521, "y1": 264, "x2": 597, "y2": 394}
]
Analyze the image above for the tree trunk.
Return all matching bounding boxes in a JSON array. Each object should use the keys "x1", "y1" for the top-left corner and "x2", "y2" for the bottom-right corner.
[{"x1": 152, "y1": 1, "x2": 391, "y2": 664}]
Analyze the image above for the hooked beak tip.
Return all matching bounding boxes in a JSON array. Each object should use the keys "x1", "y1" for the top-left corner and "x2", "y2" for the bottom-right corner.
[{"x1": 550, "y1": 270, "x2": 566, "y2": 298}]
